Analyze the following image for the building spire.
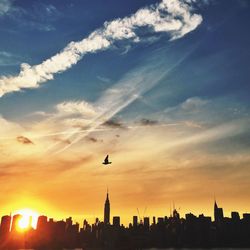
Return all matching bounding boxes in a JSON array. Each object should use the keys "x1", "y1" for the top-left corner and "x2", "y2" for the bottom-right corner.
[
  {"x1": 214, "y1": 197, "x2": 218, "y2": 209},
  {"x1": 104, "y1": 189, "x2": 110, "y2": 225},
  {"x1": 106, "y1": 187, "x2": 109, "y2": 200}
]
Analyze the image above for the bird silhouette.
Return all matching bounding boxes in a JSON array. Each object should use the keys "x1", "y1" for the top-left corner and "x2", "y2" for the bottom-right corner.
[{"x1": 103, "y1": 155, "x2": 112, "y2": 165}]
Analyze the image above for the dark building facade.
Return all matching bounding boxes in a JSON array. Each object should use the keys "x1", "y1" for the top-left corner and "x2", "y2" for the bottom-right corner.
[
  {"x1": 113, "y1": 216, "x2": 120, "y2": 227},
  {"x1": 214, "y1": 200, "x2": 224, "y2": 224},
  {"x1": 0, "y1": 215, "x2": 11, "y2": 234},
  {"x1": 104, "y1": 191, "x2": 110, "y2": 225}
]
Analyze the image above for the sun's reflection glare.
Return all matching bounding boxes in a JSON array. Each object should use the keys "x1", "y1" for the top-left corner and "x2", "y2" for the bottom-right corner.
[{"x1": 13, "y1": 208, "x2": 39, "y2": 230}]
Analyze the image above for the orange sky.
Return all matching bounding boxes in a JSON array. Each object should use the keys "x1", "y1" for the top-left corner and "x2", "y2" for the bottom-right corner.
[
  {"x1": 0, "y1": 0, "x2": 250, "y2": 229},
  {"x1": 1, "y1": 118, "x2": 250, "y2": 226}
]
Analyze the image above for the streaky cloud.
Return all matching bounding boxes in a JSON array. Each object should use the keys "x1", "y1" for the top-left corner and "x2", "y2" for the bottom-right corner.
[
  {"x1": 49, "y1": 47, "x2": 193, "y2": 154},
  {"x1": 164, "y1": 118, "x2": 250, "y2": 150},
  {"x1": 0, "y1": 0, "x2": 202, "y2": 97}
]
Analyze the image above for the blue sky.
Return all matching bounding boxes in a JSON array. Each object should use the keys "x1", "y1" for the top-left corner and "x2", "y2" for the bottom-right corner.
[
  {"x1": 0, "y1": 0, "x2": 249, "y2": 121},
  {"x1": 0, "y1": 0, "x2": 250, "y2": 220}
]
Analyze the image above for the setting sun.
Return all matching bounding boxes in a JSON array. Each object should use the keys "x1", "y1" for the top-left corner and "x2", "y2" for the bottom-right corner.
[{"x1": 13, "y1": 209, "x2": 39, "y2": 230}]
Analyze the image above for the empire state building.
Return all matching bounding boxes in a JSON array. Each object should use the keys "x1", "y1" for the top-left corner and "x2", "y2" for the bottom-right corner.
[{"x1": 104, "y1": 191, "x2": 110, "y2": 225}]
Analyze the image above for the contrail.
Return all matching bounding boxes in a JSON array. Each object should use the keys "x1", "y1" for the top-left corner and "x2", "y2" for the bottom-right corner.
[
  {"x1": 161, "y1": 118, "x2": 250, "y2": 151},
  {"x1": 50, "y1": 48, "x2": 194, "y2": 154},
  {"x1": 0, "y1": 0, "x2": 202, "y2": 97},
  {"x1": 0, "y1": 123, "x2": 179, "y2": 143}
]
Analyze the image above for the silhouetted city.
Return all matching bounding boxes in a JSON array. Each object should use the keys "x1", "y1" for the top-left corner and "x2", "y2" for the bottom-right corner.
[{"x1": 1, "y1": 192, "x2": 250, "y2": 249}]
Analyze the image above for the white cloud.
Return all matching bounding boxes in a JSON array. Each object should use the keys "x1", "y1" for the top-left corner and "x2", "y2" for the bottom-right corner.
[
  {"x1": 180, "y1": 97, "x2": 208, "y2": 111},
  {"x1": 56, "y1": 101, "x2": 97, "y2": 117},
  {"x1": 47, "y1": 50, "x2": 189, "y2": 153},
  {"x1": 0, "y1": 0, "x2": 203, "y2": 97},
  {"x1": 163, "y1": 97, "x2": 208, "y2": 117}
]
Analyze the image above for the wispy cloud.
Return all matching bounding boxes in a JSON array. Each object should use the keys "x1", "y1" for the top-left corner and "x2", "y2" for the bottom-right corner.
[
  {"x1": 103, "y1": 119, "x2": 126, "y2": 129},
  {"x1": 47, "y1": 47, "x2": 193, "y2": 153},
  {"x1": 164, "y1": 97, "x2": 209, "y2": 115},
  {"x1": 97, "y1": 75, "x2": 111, "y2": 84},
  {"x1": 0, "y1": 51, "x2": 22, "y2": 66},
  {"x1": 16, "y1": 136, "x2": 34, "y2": 145},
  {"x1": 0, "y1": 0, "x2": 202, "y2": 97},
  {"x1": 0, "y1": 115, "x2": 23, "y2": 136},
  {"x1": 56, "y1": 101, "x2": 97, "y2": 118},
  {"x1": 0, "y1": 0, "x2": 12, "y2": 16},
  {"x1": 139, "y1": 118, "x2": 159, "y2": 126},
  {"x1": 16, "y1": 3, "x2": 61, "y2": 32}
]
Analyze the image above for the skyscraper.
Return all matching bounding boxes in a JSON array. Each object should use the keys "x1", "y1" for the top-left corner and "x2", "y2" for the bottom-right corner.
[
  {"x1": 104, "y1": 191, "x2": 110, "y2": 225},
  {"x1": 113, "y1": 216, "x2": 120, "y2": 227},
  {"x1": 11, "y1": 214, "x2": 21, "y2": 231},
  {"x1": 0, "y1": 215, "x2": 11, "y2": 234},
  {"x1": 214, "y1": 200, "x2": 224, "y2": 224},
  {"x1": 133, "y1": 216, "x2": 138, "y2": 227}
]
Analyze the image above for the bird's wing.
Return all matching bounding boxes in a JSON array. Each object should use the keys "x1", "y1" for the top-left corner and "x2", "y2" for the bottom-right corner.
[{"x1": 104, "y1": 155, "x2": 109, "y2": 162}]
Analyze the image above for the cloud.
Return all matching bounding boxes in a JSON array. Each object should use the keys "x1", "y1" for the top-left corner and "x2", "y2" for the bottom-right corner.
[
  {"x1": 0, "y1": 116, "x2": 23, "y2": 136},
  {"x1": 18, "y1": 3, "x2": 61, "y2": 32},
  {"x1": 103, "y1": 119, "x2": 126, "y2": 129},
  {"x1": 180, "y1": 97, "x2": 208, "y2": 111},
  {"x1": 16, "y1": 136, "x2": 34, "y2": 145},
  {"x1": 0, "y1": 44, "x2": 195, "y2": 156},
  {"x1": 139, "y1": 118, "x2": 159, "y2": 126},
  {"x1": 184, "y1": 120, "x2": 203, "y2": 129},
  {"x1": 52, "y1": 137, "x2": 71, "y2": 145},
  {"x1": 87, "y1": 137, "x2": 98, "y2": 143},
  {"x1": 163, "y1": 96, "x2": 209, "y2": 119},
  {"x1": 0, "y1": 1, "x2": 61, "y2": 32},
  {"x1": 97, "y1": 75, "x2": 111, "y2": 83},
  {"x1": 31, "y1": 3, "x2": 61, "y2": 22},
  {"x1": 0, "y1": 51, "x2": 22, "y2": 66},
  {"x1": 0, "y1": 0, "x2": 202, "y2": 97},
  {"x1": 29, "y1": 101, "x2": 98, "y2": 131},
  {"x1": 86, "y1": 136, "x2": 104, "y2": 144},
  {"x1": 56, "y1": 101, "x2": 97, "y2": 117},
  {"x1": 0, "y1": 0, "x2": 12, "y2": 16},
  {"x1": 162, "y1": 119, "x2": 250, "y2": 151},
  {"x1": 47, "y1": 58, "x2": 170, "y2": 153},
  {"x1": 44, "y1": 42, "x2": 194, "y2": 153}
]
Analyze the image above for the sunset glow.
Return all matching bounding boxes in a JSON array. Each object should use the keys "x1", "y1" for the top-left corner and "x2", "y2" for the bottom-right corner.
[
  {"x1": 13, "y1": 209, "x2": 39, "y2": 230},
  {"x1": 0, "y1": 0, "x2": 249, "y2": 231}
]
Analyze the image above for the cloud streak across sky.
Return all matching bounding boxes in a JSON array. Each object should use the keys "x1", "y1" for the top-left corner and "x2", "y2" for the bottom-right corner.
[
  {"x1": 0, "y1": 0, "x2": 202, "y2": 97},
  {"x1": 46, "y1": 46, "x2": 195, "y2": 153}
]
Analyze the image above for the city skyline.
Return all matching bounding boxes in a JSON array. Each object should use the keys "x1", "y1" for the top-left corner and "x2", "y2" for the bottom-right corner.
[
  {"x1": 1, "y1": 191, "x2": 250, "y2": 249},
  {"x1": 2, "y1": 191, "x2": 250, "y2": 228},
  {"x1": 0, "y1": 0, "x2": 250, "y2": 227},
  {"x1": 1, "y1": 191, "x2": 250, "y2": 229}
]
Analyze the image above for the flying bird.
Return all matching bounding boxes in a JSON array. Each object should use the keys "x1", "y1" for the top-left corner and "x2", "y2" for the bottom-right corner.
[{"x1": 103, "y1": 155, "x2": 112, "y2": 165}]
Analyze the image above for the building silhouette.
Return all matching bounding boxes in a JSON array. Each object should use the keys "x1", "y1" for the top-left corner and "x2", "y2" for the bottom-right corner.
[
  {"x1": 11, "y1": 214, "x2": 21, "y2": 232},
  {"x1": 133, "y1": 215, "x2": 138, "y2": 227},
  {"x1": 104, "y1": 190, "x2": 110, "y2": 225},
  {"x1": 0, "y1": 194, "x2": 250, "y2": 249},
  {"x1": 113, "y1": 216, "x2": 120, "y2": 227},
  {"x1": 0, "y1": 215, "x2": 11, "y2": 235},
  {"x1": 214, "y1": 200, "x2": 224, "y2": 224}
]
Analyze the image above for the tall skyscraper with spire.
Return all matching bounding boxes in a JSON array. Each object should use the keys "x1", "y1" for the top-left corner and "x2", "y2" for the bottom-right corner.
[
  {"x1": 104, "y1": 190, "x2": 110, "y2": 225},
  {"x1": 214, "y1": 200, "x2": 224, "y2": 224}
]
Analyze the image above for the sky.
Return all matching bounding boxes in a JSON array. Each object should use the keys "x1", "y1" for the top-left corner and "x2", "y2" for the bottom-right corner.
[{"x1": 0, "y1": 0, "x2": 250, "y2": 225}]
